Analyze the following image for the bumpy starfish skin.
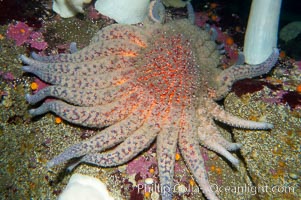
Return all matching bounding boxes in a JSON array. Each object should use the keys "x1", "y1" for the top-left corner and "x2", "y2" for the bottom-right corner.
[
  {"x1": 215, "y1": 48, "x2": 279, "y2": 100},
  {"x1": 22, "y1": 19, "x2": 277, "y2": 200}
]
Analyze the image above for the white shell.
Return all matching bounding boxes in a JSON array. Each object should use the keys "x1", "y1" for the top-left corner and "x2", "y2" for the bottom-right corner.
[
  {"x1": 94, "y1": 0, "x2": 149, "y2": 24},
  {"x1": 58, "y1": 173, "x2": 114, "y2": 200},
  {"x1": 145, "y1": 177, "x2": 154, "y2": 185}
]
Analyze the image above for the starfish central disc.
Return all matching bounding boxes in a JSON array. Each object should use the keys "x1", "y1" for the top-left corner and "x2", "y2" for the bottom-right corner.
[{"x1": 136, "y1": 32, "x2": 201, "y2": 106}]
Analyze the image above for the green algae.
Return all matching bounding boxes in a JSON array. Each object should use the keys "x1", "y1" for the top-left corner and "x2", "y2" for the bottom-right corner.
[
  {"x1": 0, "y1": 25, "x2": 26, "y2": 78},
  {"x1": 163, "y1": 0, "x2": 191, "y2": 8},
  {"x1": 42, "y1": 17, "x2": 102, "y2": 51}
]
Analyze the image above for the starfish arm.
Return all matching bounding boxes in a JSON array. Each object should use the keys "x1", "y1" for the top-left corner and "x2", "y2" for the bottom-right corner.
[
  {"x1": 187, "y1": 2, "x2": 195, "y2": 24},
  {"x1": 201, "y1": 125, "x2": 242, "y2": 151},
  {"x1": 215, "y1": 135, "x2": 242, "y2": 151},
  {"x1": 59, "y1": 39, "x2": 143, "y2": 62},
  {"x1": 30, "y1": 52, "x2": 72, "y2": 63},
  {"x1": 178, "y1": 110, "x2": 219, "y2": 200},
  {"x1": 31, "y1": 43, "x2": 77, "y2": 62},
  {"x1": 26, "y1": 36, "x2": 144, "y2": 63},
  {"x1": 215, "y1": 48, "x2": 279, "y2": 99},
  {"x1": 28, "y1": 94, "x2": 139, "y2": 128},
  {"x1": 25, "y1": 83, "x2": 132, "y2": 106},
  {"x1": 197, "y1": 123, "x2": 240, "y2": 167},
  {"x1": 47, "y1": 104, "x2": 148, "y2": 168},
  {"x1": 29, "y1": 25, "x2": 147, "y2": 63},
  {"x1": 199, "y1": 137, "x2": 240, "y2": 167},
  {"x1": 156, "y1": 109, "x2": 180, "y2": 200},
  {"x1": 69, "y1": 42, "x2": 78, "y2": 54},
  {"x1": 205, "y1": 99, "x2": 273, "y2": 129},
  {"x1": 21, "y1": 54, "x2": 134, "y2": 77},
  {"x1": 31, "y1": 25, "x2": 147, "y2": 62},
  {"x1": 197, "y1": 106, "x2": 242, "y2": 151},
  {"x1": 79, "y1": 120, "x2": 160, "y2": 167},
  {"x1": 90, "y1": 24, "x2": 148, "y2": 47},
  {"x1": 72, "y1": 101, "x2": 162, "y2": 168},
  {"x1": 22, "y1": 65, "x2": 133, "y2": 89}
]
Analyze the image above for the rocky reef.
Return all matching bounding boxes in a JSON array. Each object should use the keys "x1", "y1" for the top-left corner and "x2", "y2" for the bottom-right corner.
[{"x1": 0, "y1": 1, "x2": 300, "y2": 200}]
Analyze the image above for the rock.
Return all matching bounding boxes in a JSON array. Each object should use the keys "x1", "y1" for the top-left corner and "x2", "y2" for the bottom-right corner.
[{"x1": 224, "y1": 90, "x2": 300, "y2": 199}]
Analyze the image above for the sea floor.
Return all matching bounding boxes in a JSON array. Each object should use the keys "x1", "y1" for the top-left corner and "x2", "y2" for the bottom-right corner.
[{"x1": 0, "y1": 1, "x2": 300, "y2": 200}]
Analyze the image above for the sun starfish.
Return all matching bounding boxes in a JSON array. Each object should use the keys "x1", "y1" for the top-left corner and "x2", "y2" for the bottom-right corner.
[{"x1": 21, "y1": 6, "x2": 278, "y2": 200}]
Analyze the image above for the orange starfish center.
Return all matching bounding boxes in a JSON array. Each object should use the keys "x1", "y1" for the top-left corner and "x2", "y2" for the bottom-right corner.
[{"x1": 136, "y1": 32, "x2": 201, "y2": 107}]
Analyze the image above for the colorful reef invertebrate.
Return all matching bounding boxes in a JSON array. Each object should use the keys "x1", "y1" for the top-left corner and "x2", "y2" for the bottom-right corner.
[
  {"x1": 7, "y1": 21, "x2": 32, "y2": 46},
  {"x1": 21, "y1": 7, "x2": 279, "y2": 200},
  {"x1": 27, "y1": 32, "x2": 48, "y2": 51},
  {"x1": 6, "y1": 21, "x2": 48, "y2": 50}
]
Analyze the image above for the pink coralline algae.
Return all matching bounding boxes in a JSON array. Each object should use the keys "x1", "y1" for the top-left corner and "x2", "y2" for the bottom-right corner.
[
  {"x1": 28, "y1": 32, "x2": 48, "y2": 50},
  {"x1": 194, "y1": 12, "x2": 209, "y2": 27},
  {"x1": 296, "y1": 61, "x2": 301, "y2": 70},
  {"x1": 7, "y1": 21, "x2": 32, "y2": 46},
  {"x1": 126, "y1": 154, "x2": 156, "y2": 179},
  {"x1": 0, "y1": 71, "x2": 15, "y2": 81},
  {"x1": 6, "y1": 21, "x2": 47, "y2": 50},
  {"x1": 87, "y1": 6, "x2": 101, "y2": 20}
]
